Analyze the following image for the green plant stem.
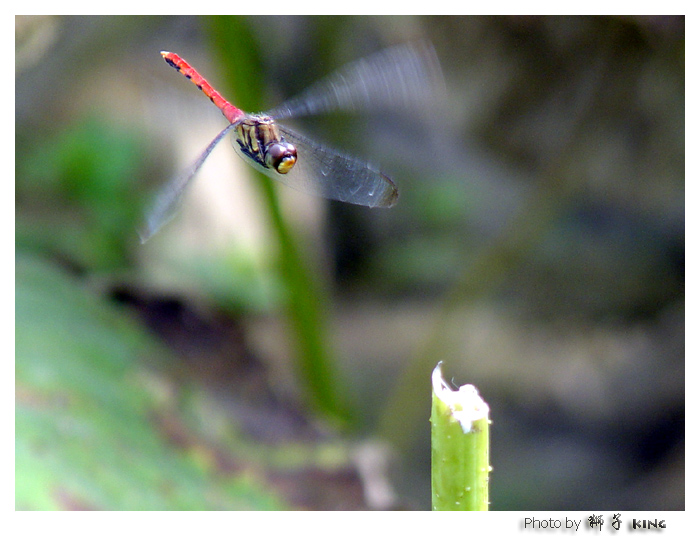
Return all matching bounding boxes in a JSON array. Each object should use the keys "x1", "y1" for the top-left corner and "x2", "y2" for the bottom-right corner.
[
  {"x1": 431, "y1": 363, "x2": 490, "y2": 511},
  {"x1": 208, "y1": 17, "x2": 353, "y2": 426}
]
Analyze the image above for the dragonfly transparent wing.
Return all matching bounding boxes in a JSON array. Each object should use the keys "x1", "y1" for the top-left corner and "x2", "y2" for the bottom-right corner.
[
  {"x1": 139, "y1": 123, "x2": 237, "y2": 243},
  {"x1": 232, "y1": 124, "x2": 398, "y2": 208},
  {"x1": 268, "y1": 41, "x2": 445, "y2": 121}
]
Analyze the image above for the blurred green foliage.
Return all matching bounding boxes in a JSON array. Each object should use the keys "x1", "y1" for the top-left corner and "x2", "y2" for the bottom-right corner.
[
  {"x1": 16, "y1": 117, "x2": 146, "y2": 272},
  {"x1": 16, "y1": 253, "x2": 285, "y2": 510}
]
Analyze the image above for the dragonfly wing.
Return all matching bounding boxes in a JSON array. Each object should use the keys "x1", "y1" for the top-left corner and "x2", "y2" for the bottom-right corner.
[
  {"x1": 268, "y1": 41, "x2": 444, "y2": 121},
  {"x1": 139, "y1": 123, "x2": 237, "y2": 243},
  {"x1": 233, "y1": 124, "x2": 398, "y2": 208}
]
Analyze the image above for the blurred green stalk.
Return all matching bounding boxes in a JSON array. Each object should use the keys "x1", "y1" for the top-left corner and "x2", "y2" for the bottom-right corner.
[
  {"x1": 208, "y1": 17, "x2": 353, "y2": 426},
  {"x1": 431, "y1": 362, "x2": 490, "y2": 511},
  {"x1": 377, "y1": 37, "x2": 609, "y2": 451}
]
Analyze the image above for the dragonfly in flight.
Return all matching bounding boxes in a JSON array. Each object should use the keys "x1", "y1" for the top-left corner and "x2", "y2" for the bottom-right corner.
[{"x1": 140, "y1": 42, "x2": 443, "y2": 243}]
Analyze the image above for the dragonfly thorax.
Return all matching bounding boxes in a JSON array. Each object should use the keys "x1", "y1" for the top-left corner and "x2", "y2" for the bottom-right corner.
[{"x1": 235, "y1": 115, "x2": 297, "y2": 175}]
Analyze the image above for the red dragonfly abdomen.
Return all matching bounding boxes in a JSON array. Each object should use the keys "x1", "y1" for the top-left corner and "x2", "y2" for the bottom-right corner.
[{"x1": 161, "y1": 51, "x2": 244, "y2": 124}]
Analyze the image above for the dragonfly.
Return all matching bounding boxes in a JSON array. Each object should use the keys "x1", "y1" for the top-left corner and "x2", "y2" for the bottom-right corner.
[{"x1": 140, "y1": 42, "x2": 443, "y2": 243}]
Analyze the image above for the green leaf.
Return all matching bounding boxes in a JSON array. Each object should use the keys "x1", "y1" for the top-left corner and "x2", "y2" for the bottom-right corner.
[{"x1": 16, "y1": 253, "x2": 285, "y2": 510}]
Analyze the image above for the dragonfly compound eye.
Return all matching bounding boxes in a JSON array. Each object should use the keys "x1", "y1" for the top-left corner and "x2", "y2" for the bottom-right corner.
[{"x1": 266, "y1": 142, "x2": 297, "y2": 174}]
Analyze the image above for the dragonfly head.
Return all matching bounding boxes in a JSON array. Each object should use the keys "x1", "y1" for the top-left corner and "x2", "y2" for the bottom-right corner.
[{"x1": 265, "y1": 141, "x2": 297, "y2": 174}]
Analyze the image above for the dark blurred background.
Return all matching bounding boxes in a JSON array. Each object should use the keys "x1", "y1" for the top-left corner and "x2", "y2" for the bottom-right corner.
[{"x1": 15, "y1": 15, "x2": 684, "y2": 510}]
